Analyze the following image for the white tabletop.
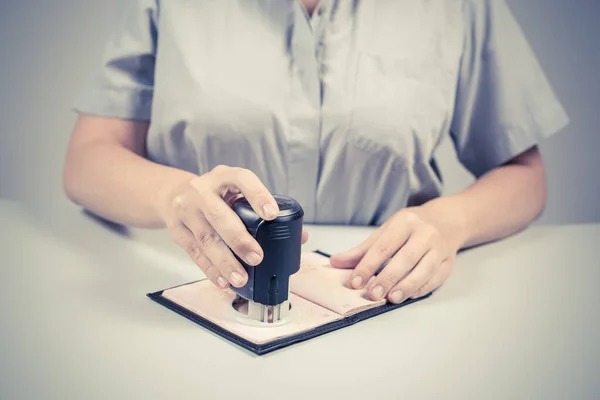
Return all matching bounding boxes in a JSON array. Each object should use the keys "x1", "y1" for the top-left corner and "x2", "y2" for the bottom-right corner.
[{"x1": 0, "y1": 199, "x2": 599, "y2": 399}]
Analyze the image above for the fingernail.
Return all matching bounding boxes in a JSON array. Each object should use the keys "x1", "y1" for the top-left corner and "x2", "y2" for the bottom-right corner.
[
  {"x1": 263, "y1": 203, "x2": 277, "y2": 218},
  {"x1": 351, "y1": 276, "x2": 363, "y2": 289},
  {"x1": 230, "y1": 271, "x2": 244, "y2": 286},
  {"x1": 372, "y1": 285, "x2": 384, "y2": 300},
  {"x1": 390, "y1": 291, "x2": 404, "y2": 304},
  {"x1": 246, "y1": 252, "x2": 261, "y2": 266},
  {"x1": 217, "y1": 276, "x2": 229, "y2": 288}
]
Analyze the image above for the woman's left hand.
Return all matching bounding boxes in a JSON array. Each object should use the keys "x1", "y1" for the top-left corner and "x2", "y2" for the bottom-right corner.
[{"x1": 329, "y1": 206, "x2": 464, "y2": 304}]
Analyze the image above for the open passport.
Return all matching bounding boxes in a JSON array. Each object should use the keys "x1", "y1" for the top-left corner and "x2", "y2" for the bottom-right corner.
[{"x1": 148, "y1": 251, "x2": 430, "y2": 355}]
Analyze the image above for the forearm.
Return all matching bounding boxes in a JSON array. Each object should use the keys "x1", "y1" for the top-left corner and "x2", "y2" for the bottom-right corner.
[
  {"x1": 63, "y1": 142, "x2": 196, "y2": 228},
  {"x1": 421, "y1": 147, "x2": 547, "y2": 250}
]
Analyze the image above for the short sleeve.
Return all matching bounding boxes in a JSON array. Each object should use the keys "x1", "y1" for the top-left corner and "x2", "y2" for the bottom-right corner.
[
  {"x1": 449, "y1": 0, "x2": 570, "y2": 178},
  {"x1": 73, "y1": 0, "x2": 158, "y2": 121}
]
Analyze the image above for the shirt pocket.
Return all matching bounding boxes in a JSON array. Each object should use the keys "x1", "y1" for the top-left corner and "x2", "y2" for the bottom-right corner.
[{"x1": 347, "y1": 51, "x2": 451, "y2": 166}]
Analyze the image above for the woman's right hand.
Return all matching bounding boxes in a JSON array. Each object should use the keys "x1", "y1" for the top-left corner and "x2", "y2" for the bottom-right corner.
[{"x1": 155, "y1": 165, "x2": 304, "y2": 289}]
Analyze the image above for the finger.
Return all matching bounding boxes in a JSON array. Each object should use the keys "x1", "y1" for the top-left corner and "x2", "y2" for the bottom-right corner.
[
  {"x1": 409, "y1": 276, "x2": 439, "y2": 300},
  {"x1": 195, "y1": 192, "x2": 264, "y2": 267},
  {"x1": 301, "y1": 228, "x2": 309, "y2": 244},
  {"x1": 348, "y1": 221, "x2": 413, "y2": 290},
  {"x1": 170, "y1": 222, "x2": 229, "y2": 289},
  {"x1": 386, "y1": 251, "x2": 441, "y2": 304},
  {"x1": 223, "y1": 189, "x2": 243, "y2": 207},
  {"x1": 207, "y1": 166, "x2": 279, "y2": 220},
  {"x1": 411, "y1": 259, "x2": 451, "y2": 299},
  {"x1": 329, "y1": 226, "x2": 387, "y2": 269},
  {"x1": 183, "y1": 213, "x2": 249, "y2": 288},
  {"x1": 366, "y1": 230, "x2": 433, "y2": 301}
]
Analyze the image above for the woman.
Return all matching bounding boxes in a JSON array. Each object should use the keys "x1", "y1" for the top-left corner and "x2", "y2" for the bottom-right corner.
[{"x1": 63, "y1": 0, "x2": 569, "y2": 304}]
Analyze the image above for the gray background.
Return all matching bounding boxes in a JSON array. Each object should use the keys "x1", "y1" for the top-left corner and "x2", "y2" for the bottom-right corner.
[{"x1": 1, "y1": 0, "x2": 599, "y2": 224}]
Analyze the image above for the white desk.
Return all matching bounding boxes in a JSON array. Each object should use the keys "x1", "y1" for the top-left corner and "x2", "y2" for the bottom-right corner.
[{"x1": 0, "y1": 200, "x2": 598, "y2": 399}]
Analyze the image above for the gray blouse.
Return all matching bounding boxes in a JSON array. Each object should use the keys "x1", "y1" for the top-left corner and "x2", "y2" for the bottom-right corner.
[{"x1": 75, "y1": 0, "x2": 569, "y2": 225}]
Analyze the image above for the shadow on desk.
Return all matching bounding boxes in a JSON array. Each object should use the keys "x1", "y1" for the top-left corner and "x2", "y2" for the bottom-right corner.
[{"x1": 82, "y1": 210, "x2": 130, "y2": 236}]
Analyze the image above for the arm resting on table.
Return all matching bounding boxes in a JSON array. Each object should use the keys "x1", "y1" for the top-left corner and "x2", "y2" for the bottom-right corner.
[
  {"x1": 423, "y1": 146, "x2": 547, "y2": 250},
  {"x1": 62, "y1": 114, "x2": 196, "y2": 229}
]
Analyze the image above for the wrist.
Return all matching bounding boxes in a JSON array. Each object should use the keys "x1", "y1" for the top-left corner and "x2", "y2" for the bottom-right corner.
[
  {"x1": 419, "y1": 195, "x2": 470, "y2": 251},
  {"x1": 153, "y1": 169, "x2": 198, "y2": 226}
]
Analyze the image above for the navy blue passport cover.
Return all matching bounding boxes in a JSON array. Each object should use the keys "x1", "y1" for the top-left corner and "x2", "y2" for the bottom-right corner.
[{"x1": 147, "y1": 250, "x2": 431, "y2": 356}]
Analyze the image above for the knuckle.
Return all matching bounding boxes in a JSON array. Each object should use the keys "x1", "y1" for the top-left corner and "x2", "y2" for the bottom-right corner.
[
  {"x1": 203, "y1": 204, "x2": 222, "y2": 222},
  {"x1": 401, "y1": 248, "x2": 420, "y2": 267},
  {"x1": 230, "y1": 167, "x2": 251, "y2": 182},
  {"x1": 229, "y1": 234, "x2": 253, "y2": 251},
  {"x1": 211, "y1": 164, "x2": 229, "y2": 175},
  {"x1": 423, "y1": 225, "x2": 440, "y2": 242},
  {"x1": 381, "y1": 271, "x2": 399, "y2": 287},
  {"x1": 216, "y1": 259, "x2": 237, "y2": 274},
  {"x1": 401, "y1": 211, "x2": 421, "y2": 227},
  {"x1": 198, "y1": 231, "x2": 221, "y2": 250},
  {"x1": 165, "y1": 220, "x2": 178, "y2": 232},
  {"x1": 171, "y1": 194, "x2": 188, "y2": 212},
  {"x1": 181, "y1": 239, "x2": 195, "y2": 253},
  {"x1": 203, "y1": 263, "x2": 217, "y2": 278},
  {"x1": 238, "y1": 170, "x2": 263, "y2": 188},
  {"x1": 233, "y1": 166, "x2": 248, "y2": 175},
  {"x1": 209, "y1": 165, "x2": 231, "y2": 181},
  {"x1": 186, "y1": 243, "x2": 202, "y2": 260},
  {"x1": 251, "y1": 190, "x2": 270, "y2": 205},
  {"x1": 421, "y1": 260, "x2": 435, "y2": 275},
  {"x1": 235, "y1": 167, "x2": 253, "y2": 177},
  {"x1": 192, "y1": 175, "x2": 211, "y2": 193},
  {"x1": 361, "y1": 263, "x2": 378, "y2": 276},
  {"x1": 421, "y1": 281, "x2": 435, "y2": 294},
  {"x1": 374, "y1": 244, "x2": 390, "y2": 258},
  {"x1": 400, "y1": 278, "x2": 420, "y2": 294}
]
